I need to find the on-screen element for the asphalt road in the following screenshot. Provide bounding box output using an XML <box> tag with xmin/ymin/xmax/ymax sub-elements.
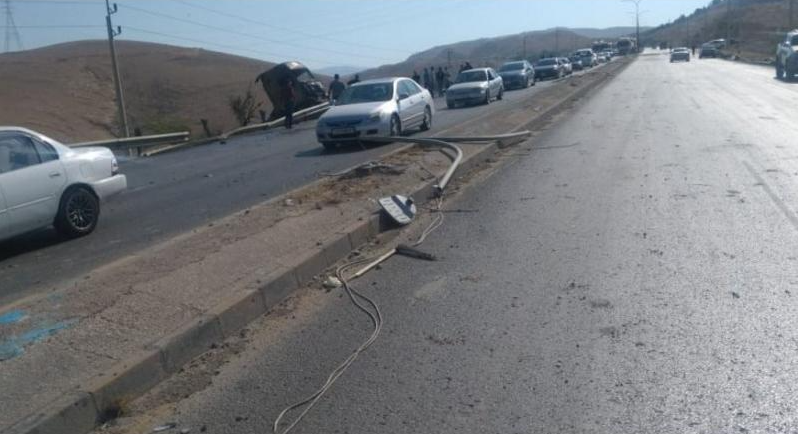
<box><xmin>115</xmin><ymin>53</ymin><xmax>798</xmax><ymax>433</ymax></box>
<box><xmin>0</xmin><ymin>71</ymin><xmax>588</xmax><ymax>306</ymax></box>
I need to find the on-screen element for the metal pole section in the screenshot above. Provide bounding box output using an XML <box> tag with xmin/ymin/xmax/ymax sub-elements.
<box><xmin>105</xmin><ymin>0</ymin><xmax>129</xmax><ymax>138</ymax></box>
<box><xmin>790</xmin><ymin>0</ymin><xmax>795</xmax><ymax>30</ymax></box>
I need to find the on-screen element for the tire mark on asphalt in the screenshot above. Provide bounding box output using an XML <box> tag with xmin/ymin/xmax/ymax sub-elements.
<box><xmin>743</xmin><ymin>160</ymin><xmax>798</xmax><ymax>231</ymax></box>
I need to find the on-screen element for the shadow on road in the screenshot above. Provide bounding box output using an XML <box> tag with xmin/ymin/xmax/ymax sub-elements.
<box><xmin>0</xmin><ymin>228</ymin><xmax>65</xmax><ymax>262</ymax></box>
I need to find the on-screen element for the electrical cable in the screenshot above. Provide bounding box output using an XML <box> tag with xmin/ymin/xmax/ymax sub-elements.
<box><xmin>173</xmin><ymin>0</ymin><xmax>407</xmax><ymax>54</ymax></box>
<box><xmin>119</xmin><ymin>2</ymin><xmax>395</xmax><ymax>62</ymax></box>
<box><xmin>272</xmin><ymin>195</ymin><xmax>447</xmax><ymax>434</ymax></box>
<box><xmin>122</xmin><ymin>26</ymin><xmax>338</xmax><ymax>67</ymax></box>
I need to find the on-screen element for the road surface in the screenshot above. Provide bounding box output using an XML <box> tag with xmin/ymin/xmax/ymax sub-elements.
<box><xmin>0</xmin><ymin>72</ymin><xmax>583</xmax><ymax>306</ymax></box>
<box><xmin>109</xmin><ymin>53</ymin><xmax>798</xmax><ymax>433</ymax></box>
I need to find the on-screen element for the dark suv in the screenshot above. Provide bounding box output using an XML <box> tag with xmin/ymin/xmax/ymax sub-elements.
<box><xmin>776</xmin><ymin>30</ymin><xmax>798</xmax><ymax>80</ymax></box>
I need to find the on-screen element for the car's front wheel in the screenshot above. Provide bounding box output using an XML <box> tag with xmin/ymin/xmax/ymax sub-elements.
<box><xmin>497</xmin><ymin>87</ymin><xmax>504</xmax><ymax>100</ymax></box>
<box><xmin>420</xmin><ymin>106</ymin><xmax>432</xmax><ymax>131</ymax></box>
<box><xmin>483</xmin><ymin>90</ymin><xmax>491</xmax><ymax>105</ymax></box>
<box><xmin>55</xmin><ymin>186</ymin><xmax>100</xmax><ymax>238</ymax></box>
<box><xmin>776</xmin><ymin>60</ymin><xmax>785</xmax><ymax>79</ymax></box>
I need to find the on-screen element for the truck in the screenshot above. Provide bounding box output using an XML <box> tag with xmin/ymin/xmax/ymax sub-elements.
<box><xmin>255</xmin><ymin>61</ymin><xmax>327</xmax><ymax>120</ymax></box>
<box><xmin>617</xmin><ymin>38</ymin><xmax>636</xmax><ymax>55</ymax></box>
<box><xmin>776</xmin><ymin>30</ymin><xmax>798</xmax><ymax>80</ymax></box>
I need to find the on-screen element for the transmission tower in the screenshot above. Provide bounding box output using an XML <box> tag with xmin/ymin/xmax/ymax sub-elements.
<box><xmin>3</xmin><ymin>0</ymin><xmax>23</xmax><ymax>52</ymax></box>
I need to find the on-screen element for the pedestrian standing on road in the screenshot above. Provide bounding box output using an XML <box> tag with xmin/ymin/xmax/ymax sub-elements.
<box><xmin>691</xmin><ymin>45</ymin><xmax>696</xmax><ymax>56</ymax></box>
<box><xmin>328</xmin><ymin>74</ymin><xmax>346</xmax><ymax>103</ymax></box>
<box><xmin>423</xmin><ymin>67</ymin><xmax>432</xmax><ymax>92</ymax></box>
<box><xmin>281</xmin><ymin>77</ymin><xmax>296</xmax><ymax>130</ymax></box>
<box><xmin>435</xmin><ymin>67</ymin><xmax>445</xmax><ymax>97</ymax></box>
<box><xmin>464</xmin><ymin>61</ymin><xmax>473</xmax><ymax>71</ymax></box>
<box><xmin>412</xmin><ymin>70</ymin><xmax>421</xmax><ymax>83</ymax></box>
<box><xmin>443</xmin><ymin>67</ymin><xmax>451</xmax><ymax>91</ymax></box>
<box><xmin>347</xmin><ymin>74</ymin><xmax>360</xmax><ymax>86</ymax></box>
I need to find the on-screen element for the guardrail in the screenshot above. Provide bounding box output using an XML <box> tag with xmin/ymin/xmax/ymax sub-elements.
<box><xmin>70</xmin><ymin>131</ymin><xmax>190</xmax><ymax>156</ymax></box>
<box><xmin>219</xmin><ymin>102</ymin><xmax>330</xmax><ymax>143</ymax></box>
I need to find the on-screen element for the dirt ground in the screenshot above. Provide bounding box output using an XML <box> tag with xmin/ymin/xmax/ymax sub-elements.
<box><xmin>0</xmin><ymin>40</ymin><xmax>276</xmax><ymax>142</ymax></box>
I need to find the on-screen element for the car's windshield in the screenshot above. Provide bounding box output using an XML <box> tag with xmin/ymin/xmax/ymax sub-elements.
<box><xmin>537</xmin><ymin>59</ymin><xmax>557</xmax><ymax>66</ymax></box>
<box><xmin>456</xmin><ymin>70</ymin><xmax>488</xmax><ymax>83</ymax></box>
<box><xmin>499</xmin><ymin>62</ymin><xmax>524</xmax><ymax>71</ymax></box>
<box><xmin>335</xmin><ymin>83</ymin><xmax>393</xmax><ymax>105</ymax></box>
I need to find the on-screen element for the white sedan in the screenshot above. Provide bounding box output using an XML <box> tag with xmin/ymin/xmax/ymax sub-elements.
<box><xmin>0</xmin><ymin>127</ymin><xmax>127</xmax><ymax>241</ymax></box>
<box><xmin>316</xmin><ymin>77</ymin><xmax>434</xmax><ymax>151</ymax></box>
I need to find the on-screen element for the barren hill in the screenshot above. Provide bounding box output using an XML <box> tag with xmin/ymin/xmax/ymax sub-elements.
<box><xmin>359</xmin><ymin>28</ymin><xmax>593</xmax><ymax>80</ymax></box>
<box><xmin>0</xmin><ymin>40</ymin><xmax>276</xmax><ymax>143</ymax></box>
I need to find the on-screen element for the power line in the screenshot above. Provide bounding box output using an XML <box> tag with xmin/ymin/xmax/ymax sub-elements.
<box><xmin>0</xmin><ymin>24</ymin><xmax>103</xmax><ymax>28</ymax></box>
<box><xmin>3</xmin><ymin>0</ymin><xmax>23</xmax><ymax>52</ymax></box>
<box><xmin>119</xmin><ymin>2</ymin><xmax>395</xmax><ymax>62</ymax></box>
<box><xmin>123</xmin><ymin>25</ymin><xmax>339</xmax><ymax>67</ymax></box>
<box><xmin>174</xmin><ymin>0</ymin><xmax>407</xmax><ymax>54</ymax></box>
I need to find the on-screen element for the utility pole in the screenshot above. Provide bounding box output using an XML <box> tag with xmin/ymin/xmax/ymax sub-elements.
<box><xmin>523</xmin><ymin>34</ymin><xmax>527</xmax><ymax>60</ymax></box>
<box><xmin>790</xmin><ymin>0</ymin><xmax>795</xmax><ymax>30</ymax></box>
<box><xmin>105</xmin><ymin>0</ymin><xmax>129</xmax><ymax>137</ymax></box>
<box><xmin>3</xmin><ymin>0</ymin><xmax>22</xmax><ymax>53</ymax></box>
<box><xmin>555</xmin><ymin>28</ymin><xmax>560</xmax><ymax>54</ymax></box>
<box><xmin>623</xmin><ymin>0</ymin><xmax>642</xmax><ymax>52</ymax></box>
<box><xmin>447</xmin><ymin>48</ymin><xmax>452</xmax><ymax>68</ymax></box>
<box><xmin>726</xmin><ymin>0</ymin><xmax>732</xmax><ymax>45</ymax></box>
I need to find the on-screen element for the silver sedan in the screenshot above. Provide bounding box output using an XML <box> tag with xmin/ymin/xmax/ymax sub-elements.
<box><xmin>316</xmin><ymin>77</ymin><xmax>434</xmax><ymax>151</ymax></box>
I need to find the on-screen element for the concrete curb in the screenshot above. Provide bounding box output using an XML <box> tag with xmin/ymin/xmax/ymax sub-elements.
<box><xmin>8</xmin><ymin>58</ymin><xmax>632</xmax><ymax>434</ymax></box>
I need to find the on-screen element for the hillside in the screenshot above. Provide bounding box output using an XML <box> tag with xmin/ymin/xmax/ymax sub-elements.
<box><xmin>643</xmin><ymin>0</ymin><xmax>791</xmax><ymax>62</ymax></box>
<box><xmin>359</xmin><ymin>28</ymin><xmax>593</xmax><ymax>80</ymax></box>
<box><xmin>0</xmin><ymin>40</ymin><xmax>276</xmax><ymax>142</ymax></box>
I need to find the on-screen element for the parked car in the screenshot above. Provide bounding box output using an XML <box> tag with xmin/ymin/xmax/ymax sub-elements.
<box><xmin>597</xmin><ymin>53</ymin><xmax>608</xmax><ymax>63</ymax></box>
<box><xmin>535</xmin><ymin>58</ymin><xmax>563</xmax><ymax>80</ymax></box>
<box><xmin>316</xmin><ymin>77</ymin><xmax>434</xmax><ymax>151</ymax></box>
<box><xmin>446</xmin><ymin>68</ymin><xmax>504</xmax><ymax>108</ymax></box>
<box><xmin>0</xmin><ymin>127</ymin><xmax>127</xmax><ymax>241</ymax></box>
<box><xmin>498</xmin><ymin>60</ymin><xmax>536</xmax><ymax>89</ymax></box>
<box><xmin>569</xmin><ymin>55</ymin><xmax>584</xmax><ymax>71</ymax></box>
<box><xmin>558</xmin><ymin>57</ymin><xmax>573</xmax><ymax>75</ymax></box>
<box><xmin>575</xmin><ymin>48</ymin><xmax>598</xmax><ymax>68</ymax></box>
<box><xmin>776</xmin><ymin>30</ymin><xmax>798</xmax><ymax>80</ymax></box>
<box><xmin>699</xmin><ymin>44</ymin><xmax>719</xmax><ymax>58</ymax></box>
<box><xmin>670</xmin><ymin>47</ymin><xmax>691</xmax><ymax>62</ymax></box>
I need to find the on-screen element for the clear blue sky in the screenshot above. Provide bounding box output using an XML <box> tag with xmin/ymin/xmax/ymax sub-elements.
<box><xmin>6</xmin><ymin>0</ymin><xmax>708</xmax><ymax>68</ymax></box>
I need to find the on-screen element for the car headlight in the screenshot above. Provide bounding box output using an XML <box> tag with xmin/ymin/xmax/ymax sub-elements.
<box><xmin>478</xmin><ymin>87</ymin><xmax>487</xmax><ymax>94</ymax></box>
<box><xmin>364</xmin><ymin>113</ymin><xmax>382</xmax><ymax>124</ymax></box>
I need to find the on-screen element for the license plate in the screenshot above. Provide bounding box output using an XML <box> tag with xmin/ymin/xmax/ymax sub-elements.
<box><xmin>331</xmin><ymin>127</ymin><xmax>356</xmax><ymax>136</ymax></box>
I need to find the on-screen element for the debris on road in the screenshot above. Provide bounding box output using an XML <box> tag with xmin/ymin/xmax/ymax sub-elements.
<box><xmin>339</xmin><ymin>161</ymin><xmax>407</xmax><ymax>179</ymax></box>
<box><xmin>322</xmin><ymin>276</ymin><xmax>342</xmax><ymax>290</ymax></box>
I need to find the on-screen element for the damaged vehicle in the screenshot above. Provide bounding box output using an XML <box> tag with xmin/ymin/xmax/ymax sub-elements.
<box><xmin>256</xmin><ymin>61</ymin><xmax>327</xmax><ymax>120</ymax></box>
<box><xmin>0</xmin><ymin>127</ymin><xmax>127</xmax><ymax>241</ymax></box>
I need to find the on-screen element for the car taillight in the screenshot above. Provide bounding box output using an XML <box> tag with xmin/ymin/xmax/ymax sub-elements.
<box><xmin>112</xmin><ymin>157</ymin><xmax>119</xmax><ymax>175</ymax></box>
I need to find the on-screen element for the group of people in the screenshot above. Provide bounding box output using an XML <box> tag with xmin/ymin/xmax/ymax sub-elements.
<box><xmin>411</xmin><ymin>61</ymin><xmax>474</xmax><ymax>98</ymax></box>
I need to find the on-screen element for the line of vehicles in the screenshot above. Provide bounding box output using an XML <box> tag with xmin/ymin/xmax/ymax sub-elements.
<box><xmin>317</xmin><ymin>47</ymin><xmax>620</xmax><ymax>151</ymax></box>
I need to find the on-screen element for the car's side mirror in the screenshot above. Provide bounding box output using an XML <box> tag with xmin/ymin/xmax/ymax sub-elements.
<box><xmin>398</xmin><ymin>92</ymin><xmax>410</xmax><ymax>100</ymax></box>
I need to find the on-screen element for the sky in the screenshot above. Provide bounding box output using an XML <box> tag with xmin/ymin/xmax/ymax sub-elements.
<box><xmin>4</xmin><ymin>0</ymin><xmax>709</xmax><ymax>69</ymax></box>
